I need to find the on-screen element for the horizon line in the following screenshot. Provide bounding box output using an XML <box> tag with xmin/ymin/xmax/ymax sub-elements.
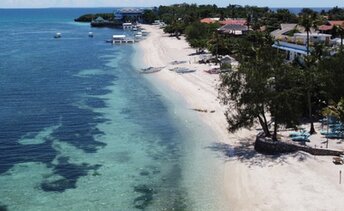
<box><xmin>0</xmin><ymin>5</ymin><xmax>342</xmax><ymax>10</ymax></box>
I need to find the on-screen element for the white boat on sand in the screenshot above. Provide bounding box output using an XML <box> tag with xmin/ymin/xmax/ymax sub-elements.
<box><xmin>140</xmin><ymin>66</ymin><xmax>165</xmax><ymax>74</ymax></box>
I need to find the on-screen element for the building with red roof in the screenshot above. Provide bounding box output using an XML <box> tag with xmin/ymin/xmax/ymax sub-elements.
<box><xmin>200</xmin><ymin>18</ymin><xmax>219</xmax><ymax>24</ymax></box>
<box><xmin>219</xmin><ymin>19</ymin><xmax>247</xmax><ymax>26</ymax></box>
<box><xmin>200</xmin><ymin>18</ymin><xmax>247</xmax><ymax>26</ymax></box>
<box><xmin>319</xmin><ymin>21</ymin><xmax>344</xmax><ymax>33</ymax></box>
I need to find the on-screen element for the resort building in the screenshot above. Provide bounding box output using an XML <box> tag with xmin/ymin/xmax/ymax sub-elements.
<box><xmin>114</xmin><ymin>8</ymin><xmax>144</xmax><ymax>22</ymax></box>
<box><xmin>218</xmin><ymin>24</ymin><xmax>248</xmax><ymax>35</ymax></box>
<box><xmin>271</xmin><ymin>23</ymin><xmax>333</xmax><ymax>61</ymax></box>
<box><xmin>272</xmin><ymin>41</ymin><xmax>308</xmax><ymax>61</ymax></box>
<box><xmin>272</xmin><ymin>33</ymin><xmax>332</xmax><ymax>62</ymax></box>
<box><xmin>200</xmin><ymin>18</ymin><xmax>248</xmax><ymax>36</ymax></box>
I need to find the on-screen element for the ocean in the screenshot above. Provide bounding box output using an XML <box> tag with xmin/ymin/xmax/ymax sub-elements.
<box><xmin>0</xmin><ymin>8</ymin><xmax>227</xmax><ymax>210</ymax></box>
<box><xmin>271</xmin><ymin>7</ymin><xmax>333</xmax><ymax>14</ymax></box>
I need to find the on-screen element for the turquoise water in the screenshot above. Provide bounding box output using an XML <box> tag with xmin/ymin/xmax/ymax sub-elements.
<box><xmin>0</xmin><ymin>9</ymin><xmax>227</xmax><ymax>210</ymax></box>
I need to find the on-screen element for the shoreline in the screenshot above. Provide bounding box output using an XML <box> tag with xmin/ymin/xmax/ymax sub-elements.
<box><xmin>135</xmin><ymin>24</ymin><xmax>344</xmax><ymax>210</ymax></box>
<box><xmin>134</xmin><ymin>24</ymin><xmax>256</xmax><ymax>209</ymax></box>
<box><xmin>133</xmin><ymin>26</ymin><xmax>233</xmax><ymax>210</ymax></box>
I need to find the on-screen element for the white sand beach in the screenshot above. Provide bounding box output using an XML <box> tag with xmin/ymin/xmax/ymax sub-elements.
<box><xmin>136</xmin><ymin>25</ymin><xmax>344</xmax><ymax>210</ymax></box>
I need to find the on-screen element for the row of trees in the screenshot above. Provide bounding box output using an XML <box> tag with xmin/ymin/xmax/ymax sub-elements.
<box><xmin>325</xmin><ymin>6</ymin><xmax>344</xmax><ymax>20</ymax></box>
<box><xmin>218</xmin><ymin>30</ymin><xmax>344</xmax><ymax>140</ymax></box>
<box><xmin>219</xmin><ymin>32</ymin><xmax>301</xmax><ymax>139</ymax></box>
<box><xmin>143</xmin><ymin>4</ymin><xmax>344</xmax><ymax>34</ymax></box>
<box><xmin>198</xmin><ymin>10</ymin><xmax>343</xmax><ymax>139</ymax></box>
<box><xmin>143</xmin><ymin>4</ymin><xmax>300</xmax><ymax>33</ymax></box>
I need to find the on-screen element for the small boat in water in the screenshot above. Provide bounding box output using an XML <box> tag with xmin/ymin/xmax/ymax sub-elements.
<box><xmin>54</xmin><ymin>32</ymin><xmax>61</xmax><ymax>38</ymax></box>
<box><xmin>88</xmin><ymin>32</ymin><xmax>94</xmax><ymax>37</ymax></box>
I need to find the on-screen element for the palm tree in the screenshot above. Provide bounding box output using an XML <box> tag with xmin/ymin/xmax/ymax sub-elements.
<box><xmin>298</xmin><ymin>12</ymin><xmax>322</xmax><ymax>134</ymax></box>
<box><xmin>298</xmin><ymin>12</ymin><xmax>321</xmax><ymax>55</ymax></box>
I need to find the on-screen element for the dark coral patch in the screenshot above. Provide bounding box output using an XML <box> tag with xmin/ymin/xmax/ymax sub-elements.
<box><xmin>40</xmin><ymin>156</ymin><xmax>101</xmax><ymax>192</ymax></box>
<box><xmin>0</xmin><ymin>203</ymin><xmax>8</xmax><ymax>211</ymax></box>
<box><xmin>133</xmin><ymin>185</ymin><xmax>155</xmax><ymax>209</ymax></box>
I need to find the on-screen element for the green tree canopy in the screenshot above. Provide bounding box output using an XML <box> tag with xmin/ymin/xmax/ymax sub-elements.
<box><xmin>219</xmin><ymin>32</ymin><xmax>303</xmax><ymax>140</ymax></box>
<box><xmin>185</xmin><ymin>22</ymin><xmax>220</xmax><ymax>49</ymax></box>
<box><xmin>142</xmin><ymin>9</ymin><xmax>158</xmax><ymax>24</ymax></box>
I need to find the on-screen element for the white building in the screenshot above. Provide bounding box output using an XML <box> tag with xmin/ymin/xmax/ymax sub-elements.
<box><xmin>272</xmin><ymin>33</ymin><xmax>332</xmax><ymax>61</ymax></box>
<box><xmin>272</xmin><ymin>41</ymin><xmax>308</xmax><ymax>61</ymax></box>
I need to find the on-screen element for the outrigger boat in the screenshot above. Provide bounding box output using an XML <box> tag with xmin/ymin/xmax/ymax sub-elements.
<box><xmin>140</xmin><ymin>66</ymin><xmax>165</xmax><ymax>74</ymax></box>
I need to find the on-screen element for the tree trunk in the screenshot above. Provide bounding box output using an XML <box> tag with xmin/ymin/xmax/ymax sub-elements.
<box><xmin>258</xmin><ymin>115</ymin><xmax>271</xmax><ymax>137</ymax></box>
<box><xmin>262</xmin><ymin>112</ymin><xmax>270</xmax><ymax>136</ymax></box>
<box><xmin>307</xmin><ymin>89</ymin><xmax>316</xmax><ymax>134</ymax></box>
<box><xmin>272</xmin><ymin>118</ymin><xmax>278</xmax><ymax>141</ymax></box>
<box><xmin>306</xmin><ymin>30</ymin><xmax>316</xmax><ymax>134</ymax></box>
<box><xmin>306</xmin><ymin>30</ymin><xmax>310</xmax><ymax>56</ymax></box>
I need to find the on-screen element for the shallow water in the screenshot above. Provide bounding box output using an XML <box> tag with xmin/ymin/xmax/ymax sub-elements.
<box><xmin>0</xmin><ymin>8</ymin><xmax>228</xmax><ymax>210</ymax></box>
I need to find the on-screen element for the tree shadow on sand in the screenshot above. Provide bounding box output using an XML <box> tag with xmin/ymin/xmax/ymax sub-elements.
<box><xmin>207</xmin><ymin>138</ymin><xmax>311</xmax><ymax>168</ymax></box>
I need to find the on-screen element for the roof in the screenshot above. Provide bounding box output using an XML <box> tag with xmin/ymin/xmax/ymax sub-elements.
<box><xmin>200</xmin><ymin>18</ymin><xmax>246</xmax><ymax>25</ymax></box>
<box><xmin>272</xmin><ymin>43</ymin><xmax>308</xmax><ymax>55</ymax></box>
<box><xmin>95</xmin><ymin>16</ymin><xmax>105</xmax><ymax>22</ymax></box>
<box><xmin>218</xmin><ymin>24</ymin><xmax>248</xmax><ymax>32</ymax></box>
<box><xmin>200</xmin><ymin>18</ymin><xmax>219</xmax><ymax>24</ymax></box>
<box><xmin>270</xmin><ymin>23</ymin><xmax>316</xmax><ymax>38</ymax></box>
<box><xmin>113</xmin><ymin>35</ymin><xmax>126</xmax><ymax>39</ymax></box>
<box><xmin>319</xmin><ymin>20</ymin><xmax>344</xmax><ymax>31</ymax></box>
<box><xmin>270</xmin><ymin>24</ymin><xmax>298</xmax><ymax>37</ymax></box>
<box><xmin>219</xmin><ymin>19</ymin><xmax>246</xmax><ymax>26</ymax></box>
<box><xmin>319</xmin><ymin>25</ymin><xmax>333</xmax><ymax>31</ymax></box>
<box><xmin>329</xmin><ymin>20</ymin><xmax>344</xmax><ymax>26</ymax></box>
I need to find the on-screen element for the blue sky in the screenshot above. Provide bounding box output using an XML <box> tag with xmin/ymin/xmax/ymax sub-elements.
<box><xmin>1</xmin><ymin>0</ymin><xmax>343</xmax><ymax>8</ymax></box>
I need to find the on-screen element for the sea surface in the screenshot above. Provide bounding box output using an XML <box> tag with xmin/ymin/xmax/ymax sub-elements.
<box><xmin>0</xmin><ymin>8</ymin><xmax>227</xmax><ymax>210</ymax></box>
<box><xmin>271</xmin><ymin>7</ymin><xmax>333</xmax><ymax>14</ymax></box>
